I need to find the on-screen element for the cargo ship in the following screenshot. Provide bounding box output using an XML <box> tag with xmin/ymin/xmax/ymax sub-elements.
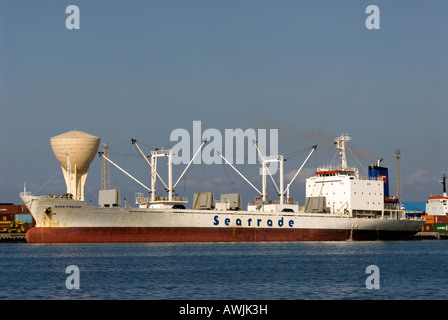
<box><xmin>426</xmin><ymin>172</ymin><xmax>448</xmax><ymax>216</ymax></box>
<box><xmin>420</xmin><ymin>172</ymin><xmax>448</xmax><ymax>236</ymax></box>
<box><xmin>20</xmin><ymin>131</ymin><xmax>424</xmax><ymax>243</ymax></box>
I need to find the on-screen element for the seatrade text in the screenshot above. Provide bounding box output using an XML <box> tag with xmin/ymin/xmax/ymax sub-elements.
<box><xmin>179</xmin><ymin>304</ymin><xmax>268</xmax><ymax>317</ymax></box>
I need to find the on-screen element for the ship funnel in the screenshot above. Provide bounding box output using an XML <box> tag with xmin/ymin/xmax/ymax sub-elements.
<box><xmin>368</xmin><ymin>162</ymin><xmax>390</xmax><ymax>198</ymax></box>
<box><xmin>50</xmin><ymin>130</ymin><xmax>100</xmax><ymax>200</ymax></box>
<box><xmin>440</xmin><ymin>172</ymin><xmax>447</xmax><ymax>196</ymax></box>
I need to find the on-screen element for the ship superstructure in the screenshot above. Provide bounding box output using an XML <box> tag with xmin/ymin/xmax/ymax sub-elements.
<box><xmin>426</xmin><ymin>172</ymin><xmax>448</xmax><ymax>215</ymax></box>
<box><xmin>305</xmin><ymin>134</ymin><xmax>399</xmax><ymax>220</ymax></box>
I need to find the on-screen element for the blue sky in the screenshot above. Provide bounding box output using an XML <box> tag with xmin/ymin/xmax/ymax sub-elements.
<box><xmin>1</xmin><ymin>0</ymin><xmax>447</xmax><ymax>205</ymax></box>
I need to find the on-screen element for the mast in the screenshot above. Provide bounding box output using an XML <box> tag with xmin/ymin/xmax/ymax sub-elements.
<box><xmin>279</xmin><ymin>155</ymin><xmax>284</xmax><ymax>204</ymax></box>
<box><xmin>132</xmin><ymin>139</ymin><xmax>169</xmax><ymax>194</ymax></box>
<box><xmin>150</xmin><ymin>149</ymin><xmax>173</xmax><ymax>200</ymax></box>
<box><xmin>253</xmin><ymin>141</ymin><xmax>282</xmax><ymax>203</ymax></box>
<box><xmin>395</xmin><ymin>150</ymin><xmax>401</xmax><ymax>201</ymax></box>
<box><xmin>101</xmin><ymin>143</ymin><xmax>110</xmax><ymax>190</ymax></box>
<box><xmin>262</xmin><ymin>159</ymin><xmax>266</xmax><ymax>202</ymax></box>
<box><xmin>168</xmin><ymin>150</ymin><xmax>173</xmax><ymax>201</ymax></box>
<box><xmin>133</xmin><ymin>139</ymin><xmax>205</xmax><ymax>202</ymax></box>
<box><xmin>334</xmin><ymin>134</ymin><xmax>351</xmax><ymax>169</ymax></box>
<box><xmin>151</xmin><ymin>150</ymin><xmax>158</xmax><ymax>201</ymax></box>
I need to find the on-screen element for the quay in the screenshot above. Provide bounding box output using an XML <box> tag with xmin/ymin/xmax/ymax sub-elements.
<box><xmin>411</xmin><ymin>232</ymin><xmax>448</xmax><ymax>240</ymax></box>
<box><xmin>0</xmin><ymin>232</ymin><xmax>446</xmax><ymax>243</ymax></box>
<box><xmin>0</xmin><ymin>233</ymin><xmax>26</xmax><ymax>243</ymax></box>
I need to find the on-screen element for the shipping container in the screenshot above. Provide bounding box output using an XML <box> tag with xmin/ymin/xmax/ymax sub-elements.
<box><xmin>15</xmin><ymin>214</ymin><xmax>33</xmax><ymax>224</ymax></box>
<box><xmin>435</xmin><ymin>215</ymin><xmax>448</xmax><ymax>224</ymax></box>
<box><xmin>0</xmin><ymin>213</ymin><xmax>15</xmax><ymax>222</ymax></box>
<box><xmin>423</xmin><ymin>223</ymin><xmax>434</xmax><ymax>232</ymax></box>
<box><xmin>0</xmin><ymin>204</ymin><xmax>29</xmax><ymax>214</ymax></box>
<box><xmin>434</xmin><ymin>224</ymin><xmax>448</xmax><ymax>233</ymax></box>
<box><xmin>0</xmin><ymin>203</ymin><xmax>14</xmax><ymax>209</ymax></box>
<box><xmin>422</xmin><ymin>215</ymin><xmax>435</xmax><ymax>224</ymax></box>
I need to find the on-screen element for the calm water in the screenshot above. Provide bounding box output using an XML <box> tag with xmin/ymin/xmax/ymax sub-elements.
<box><xmin>0</xmin><ymin>241</ymin><xmax>447</xmax><ymax>300</ymax></box>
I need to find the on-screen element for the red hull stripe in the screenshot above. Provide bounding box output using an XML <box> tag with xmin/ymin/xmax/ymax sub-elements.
<box><xmin>26</xmin><ymin>227</ymin><xmax>416</xmax><ymax>243</ymax></box>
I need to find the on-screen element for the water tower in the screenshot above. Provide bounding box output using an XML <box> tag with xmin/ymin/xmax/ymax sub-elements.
<box><xmin>50</xmin><ymin>130</ymin><xmax>100</xmax><ymax>200</ymax></box>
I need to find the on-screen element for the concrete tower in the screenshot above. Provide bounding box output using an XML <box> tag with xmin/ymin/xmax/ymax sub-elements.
<box><xmin>50</xmin><ymin>130</ymin><xmax>100</xmax><ymax>200</ymax></box>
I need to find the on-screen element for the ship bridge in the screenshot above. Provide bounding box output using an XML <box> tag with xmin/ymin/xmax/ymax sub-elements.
<box><xmin>315</xmin><ymin>165</ymin><xmax>359</xmax><ymax>178</ymax></box>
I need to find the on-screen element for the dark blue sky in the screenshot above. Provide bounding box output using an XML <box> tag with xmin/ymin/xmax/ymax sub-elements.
<box><xmin>1</xmin><ymin>0</ymin><xmax>447</xmax><ymax>205</ymax></box>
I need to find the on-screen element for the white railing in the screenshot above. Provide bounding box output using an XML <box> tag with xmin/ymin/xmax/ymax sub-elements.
<box><xmin>316</xmin><ymin>165</ymin><xmax>358</xmax><ymax>173</ymax></box>
<box><xmin>135</xmin><ymin>192</ymin><xmax>187</xmax><ymax>204</ymax></box>
<box><xmin>248</xmin><ymin>200</ymin><xmax>299</xmax><ymax>206</ymax></box>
